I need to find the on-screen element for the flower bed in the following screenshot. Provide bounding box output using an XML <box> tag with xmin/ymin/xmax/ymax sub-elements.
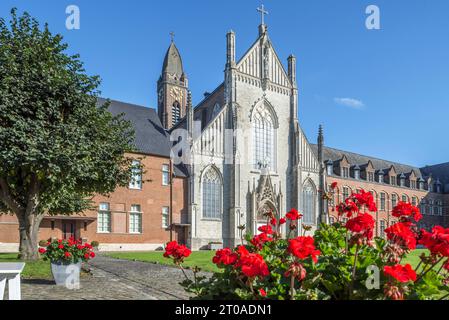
<box><xmin>165</xmin><ymin>184</ymin><xmax>449</xmax><ymax>300</ymax></box>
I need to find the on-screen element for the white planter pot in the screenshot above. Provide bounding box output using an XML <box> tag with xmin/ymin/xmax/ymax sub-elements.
<box><xmin>51</xmin><ymin>261</ymin><xmax>81</xmax><ymax>289</ymax></box>
<box><xmin>209</xmin><ymin>243</ymin><xmax>223</xmax><ymax>250</ymax></box>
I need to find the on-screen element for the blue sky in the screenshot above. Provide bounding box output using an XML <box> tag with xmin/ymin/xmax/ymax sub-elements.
<box><xmin>1</xmin><ymin>0</ymin><xmax>448</xmax><ymax>167</ymax></box>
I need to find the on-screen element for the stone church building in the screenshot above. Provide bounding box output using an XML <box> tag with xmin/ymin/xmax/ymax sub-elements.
<box><xmin>0</xmin><ymin>19</ymin><xmax>447</xmax><ymax>252</ymax></box>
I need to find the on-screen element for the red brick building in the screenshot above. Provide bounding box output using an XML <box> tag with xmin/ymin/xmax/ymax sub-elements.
<box><xmin>313</xmin><ymin>145</ymin><xmax>449</xmax><ymax>237</ymax></box>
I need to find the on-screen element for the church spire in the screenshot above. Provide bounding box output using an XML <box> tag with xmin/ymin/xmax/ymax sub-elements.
<box><xmin>157</xmin><ymin>34</ymin><xmax>189</xmax><ymax>129</ymax></box>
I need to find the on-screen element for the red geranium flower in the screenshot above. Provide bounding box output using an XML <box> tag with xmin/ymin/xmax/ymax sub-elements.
<box><xmin>419</xmin><ymin>226</ymin><xmax>449</xmax><ymax>257</ymax></box>
<box><xmin>251</xmin><ymin>232</ymin><xmax>273</xmax><ymax>250</ymax></box>
<box><xmin>330</xmin><ymin>182</ymin><xmax>338</xmax><ymax>190</ymax></box>
<box><xmin>385</xmin><ymin>222</ymin><xmax>417</xmax><ymax>250</ymax></box>
<box><xmin>258</xmin><ymin>225</ymin><xmax>274</xmax><ymax>235</ymax></box>
<box><xmin>392</xmin><ymin>202</ymin><xmax>422</xmax><ymax>222</ymax></box>
<box><xmin>38</xmin><ymin>248</ymin><xmax>46</xmax><ymax>254</ymax></box>
<box><xmin>270</xmin><ymin>217</ymin><xmax>277</xmax><ymax>226</ymax></box>
<box><xmin>345</xmin><ymin>213</ymin><xmax>375</xmax><ymax>240</ymax></box>
<box><xmin>212</xmin><ymin>248</ymin><xmax>238</xmax><ymax>266</ymax></box>
<box><xmin>90</xmin><ymin>252</ymin><xmax>96</xmax><ymax>258</ymax></box>
<box><xmin>383</xmin><ymin>264</ymin><xmax>417</xmax><ymax>283</ymax></box>
<box><xmin>279</xmin><ymin>218</ymin><xmax>286</xmax><ymax>225</ymax></box>
<box><xmin>64</xmin><ymin>252</ymin><xmax>71</xmax><ymax>258</ymax></box>
<box><xmin>234</xmin><ymin>246</ymin><xmax>270</xmax><ymax>278</ymax></box>
<box><xmin>288</xmin><ymin>236</ymin><xmax>320</xmax><ymax>263</ymax></box>
<box><xmin>84</xmin><ymin>253</ymin><xmax>90</xmax><ymax>259</ymax></box>
<box><xmin>286</xmin><ymin>209</ymin><xmax>303</xmax><ymax>221</ymax></box>
<box><xmin>259</xmin><ymin>288</ymin><xmax>267</xmax><ymax>297</ymax></box>
<box><xmin>163</xmin><ymin>241</ymin><xmax>192</xmax><ymax>262</ymax></box>
<box><xmin>58</xmin><ymin>244</ymin><xmax>64</xmax><ymax>249</ymax></box>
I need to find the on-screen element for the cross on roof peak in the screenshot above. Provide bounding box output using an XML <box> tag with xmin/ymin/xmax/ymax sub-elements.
<box><xmin>257</xmin><ymin>4</ymin><xmax>269</xmax><ymax>25</ymax></box>
<box><xmin>169</xmin><ymin>31</ymin><xmax>175</xmax><ymax>43</ymax></box>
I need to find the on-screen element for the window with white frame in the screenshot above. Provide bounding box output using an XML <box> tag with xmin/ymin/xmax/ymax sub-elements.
<box><xmin>342</xmin><ymin>167</ymin><xmax>349</xmax><ymax>178</ymax></box>
<box><xmin>302</xmin><ymin>181</ymin><xmax>316</xmax><ymax>224</ymax></box>
<box><xmin>162</xmin><ymin>206</ymin><xmax>169</xmax><ymax>228</ymax></box>
<box><xmin>392</xmin><ymin>194</ymin><xmax>397</xmax><ymax>208</ymax></box>
<box><xmin>98</xmin><ymin>203</ymin><xmax>111</xmax><ymax>233</ymax></box>
<box><xmin>202</xmin><ymin>167</ymin><xmax>222</xmax><ymax>219</ymax></box>
<box><xmin>380</xmin><ymin>193</ymin><xmax>386</xmax><ymax>211</ymax></box>
<box><xmin>368</xmin><ymin>172</ymin><xmax>374</xmax><ymax>182</ymax></box>
<box><xmin>129</xmin><ymin>160</ymin><xmax>142</xmax><ymax>189</ymax></box>
<box><xmin>253</xmin><ymin>105</ymin><xmax>276</xmax><ymax>170</ymax></box>
<box><xmin>342</xmin><ymin>187</ymin><xmax>349</xmax><ymax>201</ymax></box>
<box><xmin>391</xmin><ymin>176</ymin><xmax>397</xmax><ymax>186</ymax></box>
<box><xmin>380</xmin><ymin>220</ymin><xmax>386</xmax><ymax>238</ymax></box>
<box><xmin>162</xmin><ymin>164</ymin><xmax>170</xmax><ymax>186</ymax></box>
<box><xmin>129</xmin><ymin>204</ymin><xmax>142</xmax><ymax>234</ymax></box>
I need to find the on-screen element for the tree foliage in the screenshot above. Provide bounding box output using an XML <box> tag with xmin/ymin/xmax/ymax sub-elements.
<box><xmin>0</xmin><ymin>8</ymin><xmax>136</xmax><ymax>259</ymax></box>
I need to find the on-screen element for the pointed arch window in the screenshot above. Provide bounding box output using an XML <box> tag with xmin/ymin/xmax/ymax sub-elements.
<box><xmin>253</xmin><ymin>104</ymin><xmax>276</xmax><ymax>170</ymax></box>
<box><xmin>302</xmin><ymin>181</ymin><xmax>316</xmax><ymax>224</ymax></box>
<box><xmin>202</xmin><ymin>167</ymin><xmax>222</xmax><ymax>219</ymax></box>
<box><xmin>172</xmin><ymin>101</ymin><xmax>181</xmax><ymax>125</ymax></box>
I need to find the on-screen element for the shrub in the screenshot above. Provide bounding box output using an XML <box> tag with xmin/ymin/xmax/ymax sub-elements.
<box><xmin>90</xmin><ymin>241</ymin><xmax>100</xmax><ymax>248</ymax></box>
<box><xmin>165</xmin><ymin>186</ymin><xmax>449</xmax><ymax>300</ymax></box>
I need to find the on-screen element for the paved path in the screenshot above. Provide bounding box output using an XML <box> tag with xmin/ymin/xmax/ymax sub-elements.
<box><xmin>17</xmin><ymin>255</ymin><xmax>201</xmax><ymax>300</ymax></box>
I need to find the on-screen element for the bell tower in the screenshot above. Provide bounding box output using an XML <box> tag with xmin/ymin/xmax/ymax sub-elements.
<box><xmin>157</xmin><ymin>34</ymin><xmax>188</xmax><ymax>129</ymax></box>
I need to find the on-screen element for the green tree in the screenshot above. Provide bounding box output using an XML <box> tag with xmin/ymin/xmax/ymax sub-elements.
<box><xmin>0</xmin><ymin>9</ymin><xmax>136</xmax><ymax>260</ymax></box>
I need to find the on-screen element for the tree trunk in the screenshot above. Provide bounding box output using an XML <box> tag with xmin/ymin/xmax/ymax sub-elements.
<box><xmin>17</xmin><ymin>212</ymin><xmax>44</xmax><ymax>261</ymax></box>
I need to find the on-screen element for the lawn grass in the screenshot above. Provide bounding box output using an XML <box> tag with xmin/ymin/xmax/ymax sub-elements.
<box><xmin>106</xmin><ymin>249</ymin><xmax>442</xmax><ymax>275</ymax></box>
<box><xmin>0</xmin><ymin>253</ymin><xmax>52</xmax><ymax>279</ymax></box>
<box><xmin>105</xmin><ymin>251</ymin><xmax>221</xmax><ymax>273</ymax></box>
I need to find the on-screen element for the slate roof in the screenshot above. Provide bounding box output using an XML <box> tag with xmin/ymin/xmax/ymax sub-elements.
<box><xmin>162</xmin><ymin>42</ymin><xmax>184</xmax><ymax>77</ymax></box>
<box><xmin>421</xmin><ymin>162</ymin><xmax>449</xmax><ymax>185</ymax></box>
<box><xmin>310</xmin><ymin>144</ymin><xmax>423</xmax><ymax>178</ymax></box>
<box><xmin>97</xmin><ymin>98</ymin><xmax>187</xmax><ymax>178</ymax></box>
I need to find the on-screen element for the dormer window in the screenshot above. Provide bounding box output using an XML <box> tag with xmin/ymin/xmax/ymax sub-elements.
<box><xmin>391</xmin><ymin>176</ymin><xmax>397</xmax><ymax>186</ymax></box>
<box><xmin>429</xmin><ymin>184</ymin><xmax>434</xmax><ymax>193</ymax></box>
<box><xmin>368</xmin><ymin>172</ymin><xmax>374</xmax><ymax>182</ymax></box>
<box><xmin>419</xmin><ymin>179</ymin><xmax>425</xmax><ymax>190</ymax></box>
<box><xmin>399</xmin><ymin>174</ymin><xmax>406</xmax><ymax>187</ymax></box>
<box><xmin>326</xmin><ymin>160</ymin><xmax>334</xmax><ymax>176</ymax></box>
<box><xmin>353</xmin><ymin>165</ymin><xmax>360</xmax><ymax>180</ymax></box>
<box><xmin>410</xmin><ymin>180</ymin><xmax>416</xmax><ymax>189</ymax></box>
<box><xmin>342</xmin><ymin>167</ymin><xmax>349</xmax><ymax>178</ymax></box>
<box><xmin>378</xmin><ymin>172</ymin><xmax>384</xmax><ymax>184</ymax></box>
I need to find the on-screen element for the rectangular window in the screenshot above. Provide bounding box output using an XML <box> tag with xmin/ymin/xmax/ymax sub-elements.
<box><xmin>162</xmin><ymin>164</ymin><xmax>170</xmax><ymax>186</ymax></box>
<box><xmin>380</xmin><ymin>193</ymin><xmax>386</xmax><ymax>211</ymax></box>
<box><xmin>411</xmin><ymin>180</ymin><xmax>416</xmax><ymax>189</ymax></box>
<box><xmin>162</xmin><ymin>206</ymin><xmax>169</xmax><ymax>228</ymax></box>
<box><xmin>343</xmin><ymin>187</ymin><xmax>349</xmax><ymax>201</ymax></box>
<box><xmin>412</xmin><ymin>197</ymin><xmax>417</xmax><ymax>206</ymax></box>
<box><xmin>129</xmin><ymin>205</ymin><xmax>142</xmax><ymax>234</ymax></box>
<box><xmin>380</xmin><ymin>220</ymin><xmax>386</xmax><ymax>238</ymax></box>
<box><xmin>342</xmin><ymin>167</ymin><xmax>349</xmax><ymax>178</ymax></box>
<box><xmin>368</xmin><ymin>172</ymin><xmax>374</xmax><ymax>182</ymax></box>
<box><xmin>402</xmin><ymin>195</ymin><xmax>407</xmax><ymax>202</ymax></box>
<box><xmin>129</xmin><ymin>160</ymin><xmax>142</xmax><ymax>190</ymax></box>
<box><xmin>379</xmin><ymin>175</ymin><xmax>384</xmax><ymax>183</ymax></box>
<box><xmin>392</xmin><ymin>194</ymin><xmax>397</xmax><ymax>208</ymax></box>
<box><xmin>98</xmin><ymin>203</ymin><xmax>111</xmax><ymax>233</ymax></box>
<box><xmin>391</xmin><ymin>176</ymin><xmax>396</xmax><ymax>186</ymax></box>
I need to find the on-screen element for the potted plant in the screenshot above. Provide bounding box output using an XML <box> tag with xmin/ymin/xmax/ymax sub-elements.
<box><xmin>39</xmin><ymin>238</ymin><xmax>96</xmax><ymax>288</ymax></box>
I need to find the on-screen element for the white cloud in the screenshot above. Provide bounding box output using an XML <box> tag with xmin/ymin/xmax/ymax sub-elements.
<box><xmin>333</xmin><ymin>97</ymin><xmax>365</xmax><ymax>110</ymax></box>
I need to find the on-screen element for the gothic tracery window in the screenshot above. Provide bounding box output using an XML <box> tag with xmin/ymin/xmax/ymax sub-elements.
<box><xmin>202</xmin><ymin>167</ymin><xmax>222</xmax><ymax>219</ymax></box>
<box><xmin>302</xmin><ymin>181</ymin><xmax>316</xmax><ymax>224</ymax></box>
<box><xmin>253</xmin><ymin>104</ymin><xmax>276</xmax><ymax>170</ymax></box>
